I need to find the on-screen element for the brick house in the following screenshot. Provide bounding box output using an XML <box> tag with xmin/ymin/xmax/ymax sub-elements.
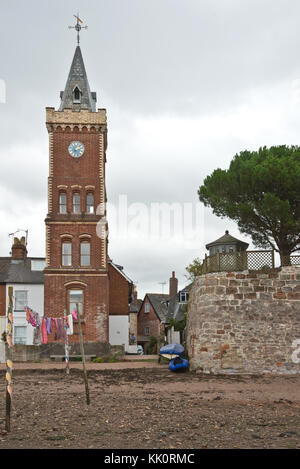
<box><xmin>137</xmin><ymin>272</ymin><xmax>192</xmax><ymax>352</ymax></box>
<box><xmin>137</xmin><ymin>293</ymin><xmax>169</xmax><ymax>353</ymax></box>
<box><xmin>0</xmin><ymin>237</ymin><xmax>45</xmax><ymax>351</ymax></box>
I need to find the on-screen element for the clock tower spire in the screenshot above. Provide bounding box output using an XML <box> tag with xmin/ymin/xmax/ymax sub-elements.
<box><xmin>44</xmin><ymin>40</ymin><xmax>109</xmax><ymax>354</ymax></box>
<box><xmin>59</xmin><ymin>45</ymin><xmax>97</xmax><ymax>112</ymax></box>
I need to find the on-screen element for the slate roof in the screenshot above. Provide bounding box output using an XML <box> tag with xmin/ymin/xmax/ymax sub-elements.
<box><xmin>59</xmin><ymin>46</ymin><xmax>97</xmax><ymax>112</ymax></box>
<box><xmin>205</xmin><ymin>231</ymin><xmax>249</xmax><ymax>250</ymax></box>
<box><xmin>144</xmin><ymin>293</ymin><xmax>169</xmax><ymax>322</ymax></box>
<box><xmin>0</xmin><ymin>258</ymin><xmax>44</xmax><ymax>284</ymax></box>
<box><xmin>167</xmin><ymin>284</ymin><xmax>193</xmax><ymax>323</ymax></box>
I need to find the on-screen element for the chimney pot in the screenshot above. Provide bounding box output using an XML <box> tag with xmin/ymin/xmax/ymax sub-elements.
<box><xmin>11</xmin><ymin>237</ymin><xmax>27</xmax><ymax>260</ymax></box>
<box><xmin>169</xmin><ymin>271</ymin><xmax>178</xmax><ymax>297</ymax></box>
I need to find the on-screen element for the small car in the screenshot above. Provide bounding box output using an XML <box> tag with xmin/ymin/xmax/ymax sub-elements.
<box><xmin>137</xmin><ymin>345</ymin><xmax>144</xmax><ymax>355</ymax></box>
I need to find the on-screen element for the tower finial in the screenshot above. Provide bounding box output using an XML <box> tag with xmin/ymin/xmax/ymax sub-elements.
<box><xmin>68</xmin><ymin>13</ymin><xmax>88</xmax><ymax>45</ymax></box>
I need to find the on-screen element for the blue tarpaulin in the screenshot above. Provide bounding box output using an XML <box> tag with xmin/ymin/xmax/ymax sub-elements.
<box><xmin>159</xmin><ymin>343</ymin><xmax>184</xmax><ymax>355</ymax></box>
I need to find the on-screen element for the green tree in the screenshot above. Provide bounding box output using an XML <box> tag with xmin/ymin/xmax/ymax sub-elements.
<box><xmin>185</xmin><ymin>257</ymin><xmax>203</xmax><ymax>281</ymax></box>
<box><xmin>198</xmin><ymin>145</ymin><xmax>300</xmax><ymax>264</ymax></box>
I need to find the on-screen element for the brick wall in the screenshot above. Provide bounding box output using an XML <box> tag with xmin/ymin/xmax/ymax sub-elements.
<box><xmin>138</xmin><ymin>298</ymin><xmax>160</xmax><ymax>340</ymax></box>
<box><xmin>44</xmin><ymin>273</ymin><xmax>109</xmax><ymax>343</ymax></box>
<box><xmin>187</xmin><ymin>266</ymin><xmax>300</xmax><ymax>374</ymax></box>
<box><xmin>44</xmin><ymin>109</ymin><xmax>109</xmax><ymax>346</ymax></box>
<box><xmin>108</xmin><ymin>263</ymin><xmax>130</xmax><ymax>315</ymax></box>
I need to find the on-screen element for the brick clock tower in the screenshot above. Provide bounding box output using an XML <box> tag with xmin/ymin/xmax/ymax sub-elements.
<box><xmin>44</xmin><ymin>45</ymin><xmax>109</xmax><ymax>352</ymax></box>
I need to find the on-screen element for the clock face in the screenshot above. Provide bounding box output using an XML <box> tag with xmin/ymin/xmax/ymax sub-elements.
<box><xmin>68</xmin><ymin>141</ymin><xmax>85</xmax><ymax>158</ymax></box>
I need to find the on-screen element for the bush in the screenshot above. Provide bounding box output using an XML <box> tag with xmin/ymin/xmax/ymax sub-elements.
<box><xmin>92</xmin><ymin>357</ymin><xmax>105</xmax><ymax>363</ymax></box>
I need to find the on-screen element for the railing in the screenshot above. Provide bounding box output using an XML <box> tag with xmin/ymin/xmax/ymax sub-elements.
<box><xmin>202</xmin><ymin>250</ymin><xmax>275</xmax><ymax>273</ymax></box>
<box><xmin>202</xmin><ymin>250</ymin><xmax>300</xmax><ymax>273</ymax></box>
<box><xmin>290</xmin><ymin>255</ymin><xmax>300</xmax><ymax>265</ymax></box>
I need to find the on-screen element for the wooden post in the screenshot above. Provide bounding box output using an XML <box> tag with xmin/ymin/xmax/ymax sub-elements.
<box><xmin>76</xmin><ymin>303</ymin><xmax>90</xmax><ymax>405</ymax></box>
<box><xmin>216</xmin><ymin>252</ymin><xmax>220</xmax><ymax>272</ymax></box>
<box><xmin>64</xmin><ymin>310</ymin><xmax>70</xmax><ymax>376</ymax></box>
<box><xmin>5</xmin><ymin>287</ymin><xmax>14</xmax><ymax>432</ymax></box>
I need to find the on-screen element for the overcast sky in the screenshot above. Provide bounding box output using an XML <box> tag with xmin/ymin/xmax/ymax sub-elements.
<box><xmin>1</xmin><ymin>0</ymin><xmax>300</xmax><ymax>298</ymax></box>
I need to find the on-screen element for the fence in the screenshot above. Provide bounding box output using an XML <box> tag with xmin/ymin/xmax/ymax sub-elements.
<box><xmin>202</xmin><ymin>250</ymin><xmax>275</xmax><ymax>273</ymax></box>
<box><xmin>202</xmin><ymin>250</ymin><xmax>300</xmax><ymax>273</ymax></box>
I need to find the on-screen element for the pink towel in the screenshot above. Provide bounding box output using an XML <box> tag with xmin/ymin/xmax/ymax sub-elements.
<box><xmin>72</xmin><ymin>310</ymin><xmax>78</xmax><ymax>321</ymax></box>
<box><xmin>41</xmin><ymin>317</ymin><xmax>48</xmax><ymax>344</ymax></box>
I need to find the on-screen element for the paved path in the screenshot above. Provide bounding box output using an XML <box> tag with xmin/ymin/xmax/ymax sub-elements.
<box><xmin>0</xmin><ymin>355</ymin><xmax>161</xmax><ymax>371</ymax></box>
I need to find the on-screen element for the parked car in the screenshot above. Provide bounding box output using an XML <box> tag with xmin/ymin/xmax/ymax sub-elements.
<box><xmin>137</xmin><ymin>345</ymin><xmax>144</xmax><ymax>355</ymax></box>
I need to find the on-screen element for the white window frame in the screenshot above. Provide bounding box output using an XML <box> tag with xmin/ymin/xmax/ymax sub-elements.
<box><xmin>179</xmin><ymin>292</ymin><xmax>189</xmax><ymax>303</ymax></box>
<box><xmin>15</xmin><ymin>290</ymin><xmax>28</xmax><ymax>311</ymax></box>
<box><xmin>145</xmin><ymin>302</ymin><xmax>150</xmax><ymax>313</ymax></box>
<box><xmin>14</xmin><ymin>325</ymin><xmax>27</xmax><ymax>345</ymax></box>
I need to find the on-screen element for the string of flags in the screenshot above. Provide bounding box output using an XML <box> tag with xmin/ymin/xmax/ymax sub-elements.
<box><xmin>24</xmin><ymin>307</ymin><xmax>78</xmax><ymax>345</ymax></box>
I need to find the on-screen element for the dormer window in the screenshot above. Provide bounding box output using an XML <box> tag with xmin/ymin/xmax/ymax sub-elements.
<box><xmin>73</xmin><ymin>86</ymin><xmax>81</xmax><ymax>104</ymax></box>
<box><xmin>179</xmin><ymin>292</ymin><xmax>189</xmax><ymax>303</ymax></box>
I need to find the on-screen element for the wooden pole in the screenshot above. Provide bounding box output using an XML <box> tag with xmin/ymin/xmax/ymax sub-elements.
<box><xmin>5</xmin><ymin>286</ymin><xmax>14</xmax><ymax>432</ymax></box>
<box><xmin>64</xmin><ymin>310</ymin><xmax>70</xmax><ymax>376</ymax></box>
<box><xmin>76</xmin><ymin>303</ymin><xmax>90</xmax><ymax>405</ymax></box>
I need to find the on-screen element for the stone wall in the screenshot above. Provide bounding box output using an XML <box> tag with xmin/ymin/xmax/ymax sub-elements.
<box><xmin>186</xmin><ymin>266</ymin><xmax>300</xmax><ymax>374</ymax></box>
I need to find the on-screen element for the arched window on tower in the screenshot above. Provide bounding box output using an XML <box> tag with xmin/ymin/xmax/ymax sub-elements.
<box><xmin>80</xmin><ymin>240</ymin><xmax>91</xmax><ymax>267</ymax></box>
<box><xmin>86</xmin><ymin>193</ymin><xmax>94</xmax><ymax>213</ymax></box>
<box><xmin>69</xmin><ymin>289</ymin><xmax>83</xmax><ymax>315</ymax></box>
<box><xmin>59</xmin><ymin>192</ymin><xmax>67</xmax><ymax>214</ymax></box>
<box><xmin>73</xmin><ymin>193</ymin><xmax>81</xmax><ymax>213</ymax></box>
<box><xmin>73</xmin><ymin>86</ymin><xmax>81</xmax><ymax>104</ymax></box>
<box><xmin>62</xmin><ymin>241</ymin><xmax>72</xmax><ymax>267</ymax></box>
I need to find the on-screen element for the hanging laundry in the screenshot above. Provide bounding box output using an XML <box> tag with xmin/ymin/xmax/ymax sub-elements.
<box><xmin>25</xmin><ymin>307</ymin><xmax>31</xmax><ymax>323</ymax></box>
<box><xmin>32</xmin><ymin>312</ymin><xmax>42</xmax><ymax>345</ymax></box>
<box><xmin>67</xmin><ymin>314</ymin><xmax>73</xmax><ymax>335</ymax></box>
<box><xmin>46</xmin><ymin>317</ymin><xmax>52</xmax><ymax>335</ymax></box>
<box><xmin>55</xmin><ymin>318</ymin><xmax>66</xmax><ymax>340</ymax></box>
<box><xmin>41</xmin><ymin>317</ymin><xmax>48</xmax><ymax>344</ymax></box>
<box><xmin>72</xmin><ymin>309</ymin><xmax>78</xmax><ymax>321</ymax></box>
<box><xmin>28</xmin><ymin>312</ymin><xmax>37</xmax><ymax>328</ymax></box>
<box><xmin>51</xmin><ymin>318</ymin><xmax>57</xmax><ymax>332</ymax></box>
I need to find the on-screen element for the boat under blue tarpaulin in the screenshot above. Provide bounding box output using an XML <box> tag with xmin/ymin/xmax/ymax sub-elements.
<box><xmin>159</xmin><ymin>343</ymin><xmax>184</xmax><ymax>356</ymax></box>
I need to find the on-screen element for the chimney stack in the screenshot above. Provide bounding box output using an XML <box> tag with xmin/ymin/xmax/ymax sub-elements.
<box><xmin>169</xmin><ymin>271</ymin><xmax>178</xmax><ymax>298</ymax></box>
<box><xmin>11</xmin><ymin>237</ymin><xmax>27</xmax><ymax>260</ymax></box>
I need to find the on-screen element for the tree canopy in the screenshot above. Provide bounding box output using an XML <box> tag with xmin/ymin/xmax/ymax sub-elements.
<box><xmin>185</xmin><ymin>257</ymin><xmax>203</xmax><ymax>281</ymax></box>
<box><xmin>198</xmin><ymin>145</ymin><xmax>300</xmax><ymax>259</ymax></box>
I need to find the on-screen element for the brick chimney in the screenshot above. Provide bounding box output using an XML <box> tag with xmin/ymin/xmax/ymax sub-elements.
<box><xmin>169</xmin><ymin>271</ymin><xmax>178</xmax><ymax>298</ymax></box>
<box><xmin>133</xmin><ymin>284</ymin><xmax>138</xmax><ymax>306</ymax></box>
<box><xmin>11</xmin><ymin>237</ymin><xmax>27</xmax><ymax>260</ymax></box>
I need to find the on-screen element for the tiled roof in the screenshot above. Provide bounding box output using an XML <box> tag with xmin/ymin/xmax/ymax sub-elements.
<box><xmin>146</xmin><ymin>293</ymin><xmax>169</xmax><ymax>322</ymax></box>
<box><xmin>0</xmin><ymin>258</ymin><xmax>44</xmax><ymax>284</ymax></box>
<box><xmin>206</xmin><ymin>231</ymin><xmax>249</xmax><ymax>249</ymax></box>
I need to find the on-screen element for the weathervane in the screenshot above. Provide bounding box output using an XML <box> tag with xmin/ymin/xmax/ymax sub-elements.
<box><xmin>68</xmin><ymin>14</ymin><xmax>88</xmax><ymax>45</ymax></box>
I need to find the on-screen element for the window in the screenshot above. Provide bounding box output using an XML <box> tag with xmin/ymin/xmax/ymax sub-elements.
<box><xmin>86</xmin><ymin>193</ymin><xmax>94</xmax><ymax>213</ymax></box>
<box><xmin>80</xmin><ymin>241</ymin><xmax>90</xmax><ymax>266</ymax></box>
<box><xmin>14</xmin><ymin>326</ymin><xmax>27</xmax><ymax>345</ymax></box>
<box><xmin>145</xmin><ymin>327</ymin><xmax>150</xmax><ymax>336</ymax></box>
<box><xmin>31</xmin><ymin>260</ymin><xmax>46</xmax><ymax>271</ymax></box>
<box><xmin>69</xmin><ymin>289</ymin><xmax>83</xmax><ymax>315</ymax></box>
<box><xmin>73</xmin><ymin>193</ymin><xmax>81</xmax><ymax>213</ymax></box>
<box><xmin>62</xmin><ymin>242</ymin><xmax>72</xmax><ymax>266</ymax></box>
<box><xmin>145</xmin><ymin>302</ymin><xmax>150</xmax><ymax>313</ymax></box>
<box><xmin>179</xmin><ymin>292</ymin><xmax>189</xmax><ymax>303</ymax></box>
<box><xmin>15</xmin><ymin>291</ymin><xmax>28</xmax><ymax>311</ymax></box>
<box><xmin>59</xmin><ymin>193</ymin><xmax>67</xmax><ymax>214</ymax></box>
<box><xmin>73</xmin><ymin>86</ymin><xmax>81</xmax><ymax>103</ymax></box>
